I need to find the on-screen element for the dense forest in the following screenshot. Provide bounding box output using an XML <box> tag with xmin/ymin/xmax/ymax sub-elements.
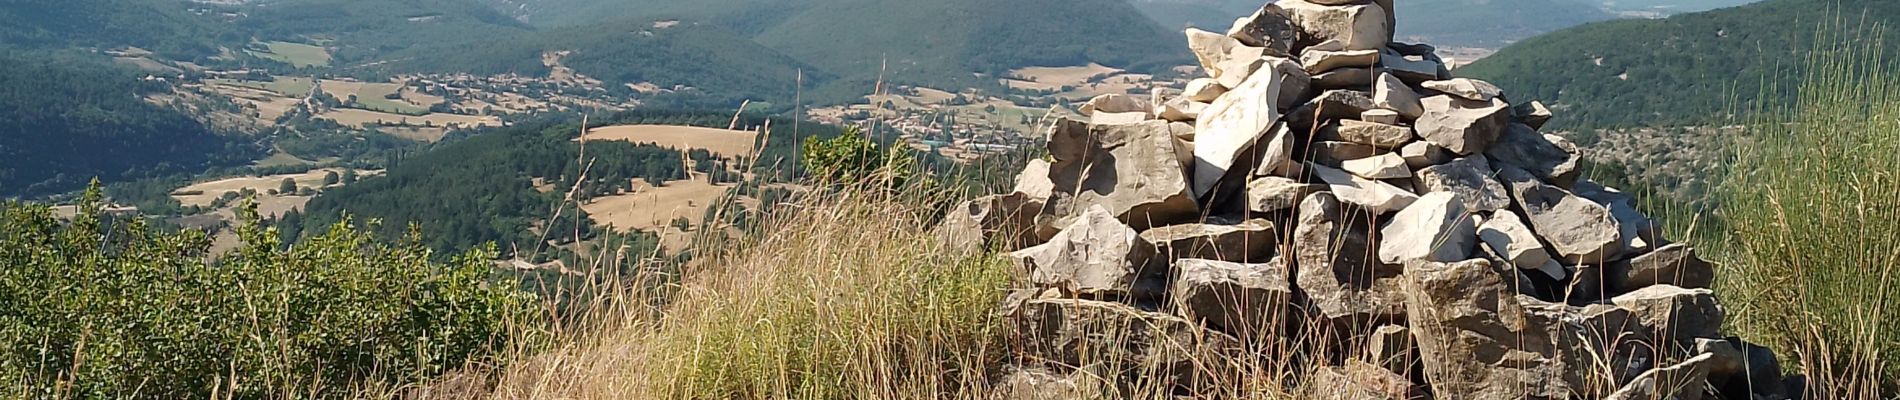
<box><xmin>0</xmin><ymin>49</ymin><xmax>254</xmax><ymax>198</ymax></box>
<box><xmin>0</xmin><ymin>0</ymin><xmax>234</xmax><ymax>60</ymax></box>
<box><xmin>1459</xmin><ymin>0</ymin><xmax>1899</xmax><ymax>130</ymax></box>
<box><xmin>239</xmin><ymin>0</ymin><xmax>532</xmax><ymax>64</ymax></box>
<box><xmin>292</xmin><ymin>110</ymin><xmax>845</xmax><ymax>255</ymax></box>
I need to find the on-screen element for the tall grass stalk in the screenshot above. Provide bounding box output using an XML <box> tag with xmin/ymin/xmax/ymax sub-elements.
<box><xmin>1719</xmin><ymin>24</ymin><xmax>1900</xmax><ymax>398</ymax></box>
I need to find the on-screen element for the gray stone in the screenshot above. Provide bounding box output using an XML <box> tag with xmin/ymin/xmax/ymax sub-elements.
<box><xmin>991</xmin><ymin>367</ymin><xmax>1113</xmax><ymax>400</ymax></box>
<box><xmin>1141</xmin><ymin>220</ymin><xmax>1277</xmax><ymax>263</ymax></box>
<box><xmin>1312</xmin><ymin>67</ymin><xmax>1375</xmax><ymax>89</ymax></box>
<box><xmin>938</xmin><ymin>192</ymin><xmax>1045</xmax><ymax>254</ymax></box>
<box><xmin>1195</xmin><ymin>59</ymin><xmax>1303</xmax><ymax>198</ymax></box>
<box><xmin>1372</xmin><ymin>72</ymin><xmax>1423</xmax><ymax>119</ymax></box>
<box><xmin>1421</xmin><ymin>78</ymin><xmax>1504</xmax><ymax>102</ymax></box>
<box><xmin>1477</xmin><ymin>211</ymin><xmax>1565</xmax><ymax>280</ymax></box>
<box><xmin>1081</xmin><ymin>93</ymin><xmax>1150</xmax><ymax>116</ymax></box>
<box><xmin>1287</xmin><ymin>89</ymin><xmax>1374</xmax><ymax>133</ymax></box>
<box><xmin>1411</xmin><ymin>155</ymin><xmax>1511</xmax><ymax>212</ymax></box>
<box><xmin>1485</xmin><ymin>123</ymin><xmax>1582</xmax><ymax>186</ymax></box>
<box><xmin>1312</xmin><ymin>163</ymin><xmax>1418</xmax><ymax>214</ymax></box>
<box><xmin>1320</xmin><ymin>119</ymin><xmax>1413</xmax><ymax>148</ymax></box>
<box><xmin>1398</xmin><ymin>141</ymin><xmax>1453</xmax><ymax>169</ymax></box>
<box><xmin>1184</xmin><ymin>78</ymin><xmax>1228</xmax><ymax>102</ymax></box>
<box><xmin>1015</xmin><ymin>158</ymin><xmax>1054</xmax><ymax>201</ymax></box>
<box><xmin>1302</xmin><ymin>48</ymin><xmax>1380</xmax><ymax>73</ymax></box>
<box><xmin>1341</xmin><ymin>153</ymin><xmax>1411</xmax><ymax>180</ymax></box>
<box><xmin>1379</xmin><ymin>192</ymin><xmax>1478</xmax><ymax>264</ymax></box>
<box><xmin>1513</xmin><ymin>100</ymin><xmax>1553</xmax><ymax>130</ymax></box>
<box><xmin>1498</xmin><ymin>165</ymin><xmax>1625</xmax><ymax>264</ymax></box>
<box><xmin>1604</xmin><ymin>353</ymin><xmax>1716</xmax><ymax>400</ymax></box>
<box><xmin>1295</xmin><ymin>192</ymin><xmax>1408</xmax><ymax>328</ymax></box>
<box><xmin>1010</xmin><ymin>299</ymin><xmax>1243</xmax><ymax>393</ymax></box>
<box><xmin>1361</xmin><ymin>108</ymin><xmax>1402</xmax><ymax>125</ymax></box>
<box><xmin>1388</xmin><ymin>42</ymin><xmax>1435</xmax><ymax>57</ymax></box>
<box><xmin>1011</xmin><ymin>205</ymin><xmax>1157</xmax><ymax>298</ymax></box>
<box><xmin>1278</xmin><ymin>0</ymin><xmax>1391</xmax><ymax>51</ymax></box>
<box><xmin>1172</xmin><ymin>258</ymin><xmax>1294</xmax><ymax>337</ymax></box>
<box><xmin>1698</xmin><ymin>338</ymin><xmax>1787</xmax><ymax>399</ymax></box>
<box><xmin>1226</xmin><ymin>4</ymin><xmax>1298</xmax><ymax>56</ymax></box>
<box><xmin>1575</xmin><ymin>180</ymin><xmax>1661</xmax><ymax>255</ymax></box>
<box><xmin>1308</xmin><ymin>141</ymin><xmax>1382</xmax><ymax>167</ymax></box>
<box><xmin>1089</xmin><ymin>111</ymin><xmax>1150</xmax><ymax>125</ymax></box>
<box><xmin>1416</xmin><ymin>95</ymin><xmax>1511</xmax><ymax>155</ymax></box>
<box><xmin>1364</xmin><ymin>325</ymin><xmax>1418</xmax><ymax>375</ymax></box>
<box><xmin>1612</xmin><ymin>244</ymin><xmax>1715</xmax><ymax>293</ymax></box>
<box><xmin>1379</xmin><ymin>48</ymin><xmax>1449</xmax><ymax>84</ymax></box>
<box><xmin>1250</xmin><ymin>123</ymin><xmax>1299</xmax><ymax>178</ymax></box>
<box><xmin>1042</xmin><ymin>119</ymin><xmax>1200</xmax><ymax>231</ymax></box>
<box><xmin>1155</xmin><ymin>97</ymin><xmax>1206</xmax><ymax>122</ymax></box>
<box><xmin>1611</xmin><ymin>285</ymin><xmax>1725</xmax><ymax>345</ymax></box>
<box><xmin>1246</xmin><ymin>176</ymin><xmax>1322</xmax><ymax>213</ymax></box>
<box><xmin>1186</xmin><ymin>28</ymin><xmax>1266</xmax><ymax>88</ymax></box>
<box><xmin>1402</xmin><ymin>258</ymin><xmax>1574</xmax><ymax>399</ymax></box>
<box><xmin>1302</xmin><ymin>360</ymin><xmax>1428</xmax><ymax>400</ymax></box>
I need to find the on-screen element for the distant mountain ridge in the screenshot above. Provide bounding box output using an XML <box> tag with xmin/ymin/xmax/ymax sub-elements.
<box><xmin>1129</xmin><ymin>0</ymin><xmax>1762</xmax><ymax>48</ymax></box>
<box><xmin>1460</xmin><ymin>0</ymin><xmax>1900</xmax><ymax>129</ymax></box>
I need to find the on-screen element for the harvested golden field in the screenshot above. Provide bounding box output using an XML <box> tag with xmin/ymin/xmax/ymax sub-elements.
<box><xmin>1002</xmin><ymin>63</ymin><xmax>1123</xmax><ymax>90</ymax></box>
<box><xmin>319</xmin><ymin>108</ymin><xmax>501</xmax><ymax>129</ymax></box>
<box><xmin>381</xmin><ymin>126</ymin><xmax>451</xmax><ymax>142</ymax></box>
<box><xmin>580</xmin><ymin>124</ymin><xmax>758</xmax><ymax>158</ymax></box>
<box><xmin>580</xmin><ymin>177</ymin><xmax>731</xmax><ymax>234</ymax></box>
<box><xmin>170</xmin><ymin>168</ymin><xmax>377</xmax><ymax>207</ymax></box>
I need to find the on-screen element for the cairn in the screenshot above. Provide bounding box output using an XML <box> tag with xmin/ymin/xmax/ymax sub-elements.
<box><xmin>938</xmin><ymin>1</ymin><xmax>1801</xmax><ymax>399</ymax></box>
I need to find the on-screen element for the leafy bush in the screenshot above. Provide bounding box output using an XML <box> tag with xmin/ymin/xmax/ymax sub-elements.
<box><xmin>0</xmin><ymin>184</ymin><xmax>538</xmax><ymax>399</ymax></box>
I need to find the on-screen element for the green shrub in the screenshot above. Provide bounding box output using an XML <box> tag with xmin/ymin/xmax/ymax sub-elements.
<box><xmin>1719</xmin><ymin>32</ymin><xmax>1900</xmax><ymax>397</ymax></box>
<box><xmin>0</xmin><ymin>183</ymin><xmax>539</xmax><ymax>399</ymax></box>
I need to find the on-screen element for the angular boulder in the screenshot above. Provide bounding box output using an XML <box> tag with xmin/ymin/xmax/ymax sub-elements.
<box><xmin>1513</xmin><ymin>100</ymin><xmax>1553</xmax><ymax>130</ymax></box>
<box><xmin>1278</xmin><ymin>0</ymin><xmax>1391</xmax><ymax>51</ymax></box>
<box><xmin>1611</xmin><ymin>285</ymin><xmax>1725</xmax><ymax>345</ymax></box>
<box><xmin>1287</xmin><ymin>89</ymin><xmax>1375</xmax><ymax>133</ymax></box>
<box><xmin>1301</xmin><ymin>48</ymin><xmax>1380</xmax><ymax>73</ymax></box>
<box><xmin>1246</xmin><ymin>176</ymin><xmax>1322</xmax><ymax>213</ymax></box>
<box><xmin>1312</xmin><ymin>163</ymin><xmax>1418</xmax><ymax>214</ymax></box>
<box><xmin>1341</xmin><ymin>153</ymin><xmax>1411</xmax><ymax>179</ymax></box>
<box><xmin>1042</xmin><ymin>119</ymin><xmax>1200</xmax><ymax>231</ymax></box>
<box><xmin>1140</xmin><ymin>220</ymin><xmax>1277</xmax><ymax>263</ymax></box>
<box><xmin>1302</xmin><ymin>360</ymin><xmax>1428</xmax><ymax>400</ymax></box>
<box><xmin>1485</xmin><ymin>123</ymin><xmax>1582</xmax><ymax>186</ymax></box>
<box><xmin>1398</xmin><ymin>140</ymin><xmax>1453</xmax><ymax>169</ymax></box>
<box><xmin>1015</xmin><ymin>158</ymin><xmax>1054</xmax><ymax>201</ymax></box>
<box><xmin>1379</xmin><ymin>192</ymin><xmax>1478</xmax><ymax>264</ymax></box>
<box><xmin>1320</xmin><ymin>119</ymin><xmax>1413</xmax><ymax>148</ymax></box>
<box><xmin>1402</xmin><ymin>258</ymin><xmax>1575</xmax><ymax>399</ymax></box>
<box><xmin>1364</xmin><ymin>325</ymin><xmax>1418</xmax><ymax>375</ymax></box>
<box><xmin>1010</xmin><ymin>298</ymin><xmax>1243</xmax><ymax>393</ymax></box>
<box><xmin>937</xmin><ymin>192</ymin><xmax>1044</xmax><ymax>254</ymax></box>
<box><xmin>1372</xmin><ymin>72</ymin><xmax>1423</xmax><ymax>119</ymax></box>
<box><xmin>1603</xmin><ymin>353</ymin><xmax>1716</xmax><ymax>400</ymax></box>
<box><xmin>1498</xmin><ymin>165</ymin><xmax>1625</xmax><ymax>264</ymax></box>
<box><xmin>1295</xmin><ymin>192</ymin><xmax>1408</xmax><ymax>329</ymax></box>
<box><xmin>1611</xmin><ymin>244</ymin><xmax>1715</xmax><ymax>292</ymax></box>
<box><xmin>1361</xmin><ymin>108</ymin><xmax>1402</xmax><ymax>125</ymax></box>
<box><xmin>1226</xmin><ymin>3</ymin><xmax>1299</xmax><ymax>55</ymax></box>
<box><xmin>1195</xmin><ymin>59</ymin><xmax>1303</xmax><ymax>198</ymax></box>
<box><xmin>1411</xmin><ymin>155</ymin><xmax>1511</xmax><ymax>212</ymax></box>
<box><xmin>1011</xmin><ymin>205</ymin><xmax>1159</xmax><ymax>298</ymax></box>
<box><xmin>1186</xmin><ymin>28</ymin><xmax>1266</xmax><ymax>88</ymax></box>
<box><xmin>1477</xmin><ymin>211</ymin><xmax>1565</xmax><ymax>280</ymax></box>
<box><xmin>1080</xmin><ymin>93</ymin><xmax>1150</xmax><ymax>116</ymax></box>
<box><xmin>1575</xmin><ymin>180</ymin><xmax>1662</xmax><ymax>255</ymax></box>
<box><xmin>1184</xmin><ymin>78</ymin><xmax>1229</xmax><ymax>102</ymax></box>
<box><xmin>1421</xmin><ymin>78</ymin><xmax>1504</xmax><ymax>102</ymax></box>
<box><xmin>1171</xmin><ymin>258</ymin><xmax>1294</xmax><ymax>337</ymax></box>
<box><xmin>1415</xmin><ymin>95</ymin><xmax>1511</xmax><ymax>155</ymax></box>
<box><xmin>991</xmin><ymin>367</ymin><xmax>1113</xmax><ymax>400</ymax></box>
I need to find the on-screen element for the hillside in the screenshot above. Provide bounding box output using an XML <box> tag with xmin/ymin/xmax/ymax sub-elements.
<box><xmin>0</xmin><ymin>50</ymin><xmax>247</xmax><ymax>198</ymax></box>
<box><xmin>1460</xmin><ymin>0</ymin><xmax>1900</xmax><ymax>129</ymax></box>
<box><xmin>1132</xmin><ymin>0</ymin><xmax>1760</xmax><ymax>49</ymax></box>
<box><xmin>0</xmin><ymin>0</ymin><xmax>233</xmax><ymax>60</ymax></box>
<box><xmin>238</xmin><ymin>0</ymin><xmax>532</xmax><ymax>64</ymax></box>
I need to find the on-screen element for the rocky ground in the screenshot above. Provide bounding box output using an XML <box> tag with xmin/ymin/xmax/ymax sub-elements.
<box><xmin>938</xmin><ymin>1</ymin><xmax>1798</xmax><ymax>398</ymax></box>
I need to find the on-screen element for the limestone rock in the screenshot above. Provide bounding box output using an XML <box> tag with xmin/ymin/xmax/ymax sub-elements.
<box><xmin>1379</xmin><ymin>48</ymin><xmax>1449</xmax><ymax>84</ymax></box>
<box><xmin>1141</xmin><ymin>220</ymin><xmax>1277</xmax><ymax>264</ymax></box>
<box><xmin>1611</xmin><ymin>285</ymin><xmax>1725</xmax><ymax>345</ymax></box>
<box><xmin>991</xmin><ymin>367</ymin><xmax>1112</xmax><ymax>400</ymax></box>
<box><xmin>1015</xmin><ymin>158</ymin><xmax>1054</xmax><ymax>201</ymax></box>
<box><xmin>1485</xmin><ymin>123</ymin><xmax>1582</xmax><ymax>186</ymax></box>
<box><xmin>1498</xmin><ymin>165</ymin><xmax>1625</xmax><ymax>264</ymax></box>
<box><xmin>1010</xmin><ymin>299</ymin><xmax>1242</xmax><ymax>392</ymax></box>
<box><xmin>1195</xmin><ymin>59</ymin><xmax>1302</xmax><ymax>198</ymax></box>
<box><xmin>1171</xmin><ymin>258</ymin><xmax>1294</xmax><ymax>337</ymax></box>
<box><xmin>1612</xmin><ymin>244</ymin><xmax>1714</xmax><ymax>293</ymax></box>
<box><xmin>1698</xmin><ymin>338</ymin><xmax>1787</xmax><ymax>399</ymax></box>
<box><xmin>1155</xmin><ymin>97</ymin><xmax>1206</xmax><ymax>122</ymax></box>
<box><xmin>1287</xmin><ymin>89</ymin><xmax>1374</xmax><ymax>133</ymax></box>
<box><xmin>1402</xmin><ymin>258</ymin><xmax>1574</xmax><ymax>399</ymax></box>
<box><xmin>1398</xmin><ymin>140</ymin><xmax>1452</xmax><ymax>169</ymax></box>
<box><xmin>1575</xmin><ymin>180</ymin><xmax>1661</xmax><ymax>255</ymax></box>
<box><xmin>1308</xmin><ymin>141</ymin><xmax>1381</xmax><ymax>167</ymax></box>
<box><xmin>1372</xmin><ymin>72</ymin><xmax>1423</xmax><ymax>119</ymax></box>
<box><xmin>1411</xmin><ymin>155</ymin><xmax>1511</xmax><ymax>212</ymax></box>
<box><xmin>1246</xmin><ymin>176</ymin><xmax>1322</xmax><ymax>213</ymax></box>
<box><xmin>1042</xmin><ymin>119</ymin><xmax>1200</xmax><ymax>230</ymax></box>
<box><xmin>1603</xmin><ymin>353</ymin><xmax>1716</xmax><ymax>400</ymax></box>
<box><xmin>1081</xmin><ymin>93</ymin><xmax>1150</xmax><ymax>116</ymax></box>
<box><xmin>938</xmin><ymin>192</ymin><xmax>1045</xmax><ymax>254</ymax></box>
<box><xmin>1302</xmin><ymin>48</ymin><xmax>1380</xmax><ymax>73</ymax></box>
<box><xmin>1364</xmin><ymin>325</ymin><xmax>1418</xmax><ymax>375</ymax></box>
<box><xmin>1361</xmin><ymin>108</ymin><xmax>1402</xmax><ymax>125</ymax></box>
<box><xmin>1312</xmin><ymin>163</ymin><xmax>1418</xmax><ymax>214</ymax></box>
<box><xmin>1011</xmin><ymin>205</ymin><xmax>1158</xmax><ymax>298</ymax></box>
<box><xmin>1250</xmin><ymin>123</ymin><xmax>1300</xmax><ymax>178</ymax></box>
<box><xmin>1278</xmin><ymin>0</ymin><xmax>1391</xmax><ymax>51</ymax></box>
<box><xmin>1226</xmin><ymin>4</ymin><xmax>1298</xmax><ymax>56</ymax></box>
<box><xmin>1090</xmin><ymin>111</ymin><xmax>1151</xmax><ymax>125</ymax></box>
<box><xmin>1184</xmin><ymin>78</ymin><xmax>1228</xmax><ymax>102</ymax></box>
<box><xmin>1477</xmin><ymin>211</ymin><xmax>1565</xmax><ymax>280</ymax></box>
<box><xmin>1379</xmin><ymin>192</ymin><xmax>1477</xmax><ymax>264</ymax></box>
<box><xmin>1302</xmin><ymin>360</ymin><xmax>1428</xmax><ymax>400</ymax></box>
<box><xmin>1341</xmin><ymin>153</ymin><xmax>1411</xmax><ymax>180</ymax></box>
<box><xmin>1320</xmin><ymin>119</ymin><xmax>1413</xmax><ymax>148</ymax></box>
<box><xmin>1415</xmin><ymin>95</ymin><xmax>1510</xmax><ymax>155</ymax></box>
<box><xmin>1186</xmin><ymin>28</ymin><xmax>1265</xmax><ymax>88</ymax></box>
<box><xmin>1513</xmin><ymin>100</ymin><xmax>1554</xmax><ymax>130</ymax></box>
<box><xmin>1295</xmin><ymin>192</ymin><xmax>1408</xmax><ymax>328</ymax></box>
<box><xmin>1312</xmin><ymin>67</ymin><xmax>1375</xmax><ymax>89</ymax></box>
<box><xmin>1421</xmin><ymin>78</ymin><xmax>1504</xmax><ymax>102</ymax></box>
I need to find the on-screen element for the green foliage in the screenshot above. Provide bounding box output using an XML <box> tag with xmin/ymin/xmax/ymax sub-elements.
<box><xmin>800</xmin><ymin>128</ymin><xmax>915</xmax><ymax>188</ymax></box>
<box><xmin>0</xmin><ymin>48</ymin><xmax>254</xmax><ymax>198</ymax></box>
<box><xmin>237</xmin><ymin>0</ymin><xmax>531</xmax><ymax>64</ymax></box>
<box><xmin>1461</xmin><ymin>0</ymin><xmax>1900</xmax><ymax>130</ymax></box>
<box><xmin>1718</xmin><ymin>34</ymin><xmax>1900</xmax><ymax>396</ymax></box>
<box><xmin>0</xmin><ymin>0</ymin><xmax>234</xmax><ymax>60</ymax></box>
<box><xmin>0</xmin><ymin>184</ymin><xmax>537</xmax><ymax>399</ymax></box>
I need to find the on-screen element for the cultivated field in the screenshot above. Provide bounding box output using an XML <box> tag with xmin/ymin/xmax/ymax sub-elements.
<box><xmin>171</xmin><ymin>168</ymin><xmax>377</xmax><ymax>207</ymax></box>
<box><xmin>319</xmin><ymin>108</ymin><xmax>501</xmax><ymax>129</ymax></box>
<box><xmin>581</xmin><ymin>177</ymin><xmax>735</xmax><ymax>251</ymax></box>
<box><xmin>580</xmin><ymin>125</ymin><xmax>759</xmax><ymax>158</ymax></box>
<box><xmin>249</xmin><ymin>41</ymin><xmax>332</xmax><ymax>68</ymax></box>
<box><xmin>322</xmin><ymin>79</ymin><xmax>435</xmax><ymax>115</ymax></box>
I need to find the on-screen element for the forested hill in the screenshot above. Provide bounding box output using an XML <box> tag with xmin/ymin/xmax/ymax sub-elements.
<box><xmin>0</xmin><ymin>50</ymin><xmax>248</xmax><ymax>198</ymax></box>
<box><xmin>475</xmin><ymin>0</ymin><xmax>1190</xmax><ymax>92</ymax></box>
<box><xmin>240</xmin><ymin>0</ymin><xmax>532</xmax><ymax>64</ymax></box>
<box><xmin>0</xmin><ymin>0</ymin><xmax>233</xmax><ymax>60</ymax></box>
<box><xmin>1459</xmin><ymin>0</ymin><xmax>1900</xmax><ymax>130</ymax></box>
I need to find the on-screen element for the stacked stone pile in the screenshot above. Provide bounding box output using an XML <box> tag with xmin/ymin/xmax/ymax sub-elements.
<box><xmin>938</xmin><ymin>1</ymin><xmax>1803</xmax><ymax>399</ymax></box>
